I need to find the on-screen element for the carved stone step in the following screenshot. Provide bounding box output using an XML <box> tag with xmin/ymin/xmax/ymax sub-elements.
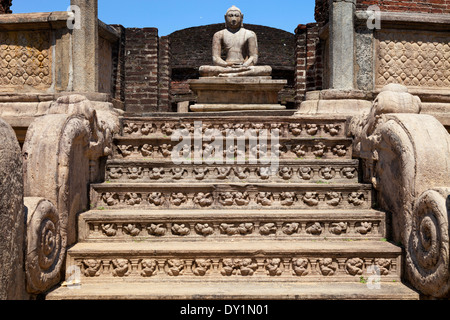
<box><xmin>46</xmin><ymin>280</ymin><xmax>419</xmax><ymax>300</ymax></box>
<box><xmin>120</xmin><ymin>115</ymin><xmax>350</xmax><ymax>139</ymax></box>
<box><xmin>105</xmin><ymin>159</ymin><xmax>360</xmax><ymax>183</ymax></box>
<box><xmin>91</xmin><ymin>183</ymin><xmax>373</xmax><ymax>210</ymax></box>
<box><xmin>63</xmin><ymin>241</ymin><xmax>403</xmax><ymax>282</ymax></box>
<box><xmin>112</xmin><ymin>136</ymin><xmax>353</xmax><ymax>160</ymax></box>
<box><xmin>78</xmin><ymin>209</ymin><xmax>386</xmax><ymax>242</ymax></box>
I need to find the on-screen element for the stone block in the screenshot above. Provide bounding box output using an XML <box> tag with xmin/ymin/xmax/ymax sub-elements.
<box><xmin>189</xmin><ymin>77</ymin><xmax>287</xmax><ymax>112</ymax></box>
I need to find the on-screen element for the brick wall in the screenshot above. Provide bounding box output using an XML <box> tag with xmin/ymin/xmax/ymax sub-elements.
<box><xmin>124</xmin><ymin>28</ymin><xmax>160</xmax><ymax>113</ymax></box>
<box><xmin>158</xmin><ymin>36</ymin><xmax>171</xmax><ymax>112</ymax></box>
<box><xmin>357</xmin><ymin>0</ymin><xmax>450</xmax><ymax>14</ymax></box>
<box><xmin>294</xmin><ymin>23</ymin><xmax>323</xmax><ymax>107</ymax></box>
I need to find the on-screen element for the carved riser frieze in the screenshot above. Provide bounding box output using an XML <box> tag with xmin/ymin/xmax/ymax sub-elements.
<box><xmin>112</xmin><ymin>137</ymin><xmax>353</xmax><ymax>160</ymax></box>
<box><xmin>90</xmin><ymin>184</ymin><xmax>373</xmax><ymax>210</ymax></box>
<box><xmin>105</xmin><ymin>161</ymin><xmax>359</xmax><ymax>183</ymax></box>
<box><xmin>81</xmin><ymin>219</ymin><xmax>384</xmax><ymax>241</ymax></box>
<box><xmin>120</xmin><ymin>117</ymin><xmax>349</xmax><ymax>139</ymax></box>
<box><xmin>67</xmin><ymin>255</ymin><xmax>400</xmax><ymax>281</ymax></box>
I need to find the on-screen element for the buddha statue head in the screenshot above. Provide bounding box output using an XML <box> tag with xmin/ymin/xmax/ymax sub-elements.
<box><xmin>225</xmin><ymin>5</ymin><xmax>244</xmax><ymax>30</ymax></box>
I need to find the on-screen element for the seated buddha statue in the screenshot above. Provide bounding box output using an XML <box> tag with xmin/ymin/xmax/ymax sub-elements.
<box><xmin>199</xmin><ymin>6</ymin><xmax>272</xmax><ymax>78</ymax></box>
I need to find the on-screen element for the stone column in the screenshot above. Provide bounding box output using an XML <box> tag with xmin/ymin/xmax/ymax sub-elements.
<box><xmin>71</xmin><ymin>0</ymin><xmax>99</xmax><ymax>93</ymax></box>
<box><xmin>328</xmin><ymin>0</ymin><xmax>356</xmax><ymax>90</ymax></box>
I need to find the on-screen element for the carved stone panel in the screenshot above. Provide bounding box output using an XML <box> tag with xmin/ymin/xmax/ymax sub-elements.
<box><xmin>0</xmin><ymin>31</ymin><xmax>52</xmax><ymax>90</ymax></box>
<box><xmin>376</xmin><ymin>29</ymin><xmax>450</xmax><ymax>90</ymax></box>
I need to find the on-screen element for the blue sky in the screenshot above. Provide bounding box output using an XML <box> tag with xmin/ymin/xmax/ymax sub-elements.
<box><xmin>11</xmin><ymin>1</ymin><xmax>316</xmax><ymax>36</ymax></box>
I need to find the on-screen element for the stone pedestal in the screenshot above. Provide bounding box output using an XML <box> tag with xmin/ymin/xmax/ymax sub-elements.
<box><xmin>188</xmin><ymin>77</ymin><xmax>287</xmax><ymax>112</ymax></box>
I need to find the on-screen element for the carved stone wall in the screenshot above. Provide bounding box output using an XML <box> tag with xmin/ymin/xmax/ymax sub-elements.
<box><xmin>375</xmin><ymin>29</ymin><xmax>450</xmax><ymax>90</ymax></box>
<box><xmin>0</xmin><ymin>31</ymin><xmax>52</xmax><ymax>91</ymax></box>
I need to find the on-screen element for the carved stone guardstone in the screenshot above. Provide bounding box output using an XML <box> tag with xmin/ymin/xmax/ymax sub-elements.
<box><xmin>189</xmin><ymin>6</ymin><xmax>286</xmax><ymax>112</ymax></box>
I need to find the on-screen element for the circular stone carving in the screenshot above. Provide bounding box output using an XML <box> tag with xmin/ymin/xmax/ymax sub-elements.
<box><xmin>26</xmin><ymin>198</ymin><xmax>65</xmax><ymax>294</ymax></box>
<box><xmin>407</xmin><ymin>190</ymin><xmax>449</xmax><ymax>298</ymax></box>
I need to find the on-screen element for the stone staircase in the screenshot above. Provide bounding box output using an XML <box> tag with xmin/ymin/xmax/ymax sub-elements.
<box><xmin>46</xmin><ymin>113</ymin><xmax>419</xmax><ymax>300</ymax></box>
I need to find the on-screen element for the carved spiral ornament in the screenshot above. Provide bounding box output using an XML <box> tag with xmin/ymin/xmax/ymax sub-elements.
<box><xmin>26</xmin><ymin>198</ymin><xmax>66</xmax><ymax>294</ymax></box>
<box><xmin>407</xmin><ymin>190</ymin><xmax>450</xmax><ymax>298</ymax></box>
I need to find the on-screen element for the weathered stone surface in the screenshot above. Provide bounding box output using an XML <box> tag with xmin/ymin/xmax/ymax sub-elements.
<box><xmin>105</xmin><ymin>160</ymin><xmax>359</xmax><ymax>184</ymax></box>
<box><xmin>0</xmin><ymin>117</ymin><xmax>26</xmax><ymax>300</ymax></box>
<box><xmin>350</xmin><ymin>84</ymin><xmax>450</xmax><ymax>298</ymax></box>
<box><xmin>23</xmin><ymin>95</ymin><xmax>116</xmax><ymax>247</ymax></box>
<box><xmin>0</xmin><ymin>30</ymin><xmax>52</xmax><ymax>90</ymax></box>
<box><xmin>78</xmin><ymin>209</ymin><xmax>386</xmax><ymax>242</ymax></box>
<box><xmin>71</xmin><ymin>0</ymin><xmax>99</xmax><ymax>93</ymax></box>
<box><xmin>47</xmin><ymin>110</ymin><xmax>419</xmax><ymax>300</ymax></box>
<box><xmin>46</xmin><ymin>281</ymin><xmax>419</xmax><ymax>300</ymax></box>
<box><xmin>90</xmin><ymin>182</ymin><xmax>373</xmax><ymax>210</ymax></box>
<box><xmin>189</xmin><ymin>77</ymin><xmax>286</xmax><ymax>111</ymax></box>
<box><xmin>328</xmin><ymin>0</ymin><xmax>356</xmax><ymax>90</ymax></box>
<box><xmin>295</xmin><ymin>89</ymin><xmax>373</xmax><ymax>115</ymax></box>
<box><xmin>64</xmin><ymin>240</ymin><xmax>403</xmax><ymax>281</ymax></box>
<box><xmin>376</xmin><ymin>29</ymin><xmax>450</xmax><ymax>90</ymax></box>
<box><xmin>24</xmin><ymin>197</ymin><xmax>63</xmax><ymax>294</ymax></box>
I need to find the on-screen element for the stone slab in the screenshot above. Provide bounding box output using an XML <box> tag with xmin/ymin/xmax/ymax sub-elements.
<box><xmin>105</xmin><ymin>159</ymin><xmax>360</xmax><ymax>184</ymax></box>
<box><xmin>90</xmin><ymin>182</ymin><xmax>373</xmax><ymax>211</ymax></box>
<box><xmin>46</xmin><ymin>280</ymin><xmax>419</xmax><ymax>300</ymax></box>
<box><xmin>296</xmin><ymin>99</ymin><xmax>372</xmax><ymax>115</ymax></box>
<box><xmin>78</xmin><ymin>208</ymin><xmax>386</xmax><ymax>242</ymax></box>
<box><xmin>188</xmin><ymin>77</ymin><xmax>287</xmax><ymax>111</ymax></box>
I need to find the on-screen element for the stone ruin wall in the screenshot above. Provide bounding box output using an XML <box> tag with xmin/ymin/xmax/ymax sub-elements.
<box><xmin>120</xmin><ymin>27</ymin><xmax>171</xmax><ymax>113</ymax></box>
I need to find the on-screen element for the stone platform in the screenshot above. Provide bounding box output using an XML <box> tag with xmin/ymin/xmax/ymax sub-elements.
<box><xmin>188</xmin><ymin>77</ymin><xmax>287</xmax><ymax>112</ymax></box>
<box><xmin>45</xmin><ymin>113</ymin><xmax>419</xmax><ymax>300</ymax></box>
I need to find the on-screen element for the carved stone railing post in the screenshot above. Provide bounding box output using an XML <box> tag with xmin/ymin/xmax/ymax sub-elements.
<box><xmin>350</xmin><ymin>83</ymin><xmax>450</xmax><ymax>298</ymax></box>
